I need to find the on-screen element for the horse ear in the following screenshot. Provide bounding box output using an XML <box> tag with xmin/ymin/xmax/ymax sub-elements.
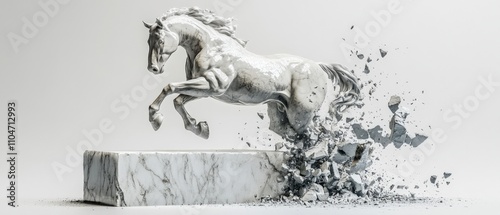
<box><xmin>143</xmin><ymin>21</ymin><xmax>152</xmax><ymax>29</ymax></box>
<box><xmin>155</xmin><ymin>18</ymin><xmax>164</xmax><ymax>28</ymax></box>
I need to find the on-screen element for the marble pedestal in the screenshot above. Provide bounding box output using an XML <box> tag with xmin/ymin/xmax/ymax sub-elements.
<box><xmin>83</xmin><ymin>150</ymin><xmax>285</xmax><ymax>206</ymax></box>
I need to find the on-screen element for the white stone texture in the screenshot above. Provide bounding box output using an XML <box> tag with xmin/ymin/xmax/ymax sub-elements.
<box><xmin>84</xmin><ymin>150</ymin><xmax>285</xmax><ymax>206</ymax></box>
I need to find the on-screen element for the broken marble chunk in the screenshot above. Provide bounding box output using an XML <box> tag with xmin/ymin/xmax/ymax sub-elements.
<box><xmin>337</xmin><ymin>142</ymin><xmax>359</xmax><ymax>158</ymax></box>
<box><xmin>357</xmin><ymin>53</ymin><xmax>364</xmax><ymax>60</ymax></box>
<box><xmin>280</xmin><ymin>163</ymin><xmax>290</xmax><ymax>173</ymax></box>
<box><xmin>351</xmin><ymin>123</ymin><xmax>369</xmax><ymax>139</ymax></box>
<box><xmin>300</xmin><ymin>192</ymin><xmax>316</xmax><ymax>202</ymax></box>
<box><xmin>368</xmin><ymin>125</ymin><xmax>391</xmax><ymax>146</ymax></box>
<box><xmin>443</xmin><ymin>172</ymin><xmax>452</xmax><ymax>178</ymax></box>
<box><xmin>299</xmin><ymin>162</ymin><xmax>312</xmax><ymax>177</ymax></box>
<box><xmin>363</xmin><ymin>64</ymin><xmax>370</xmax><ymax>74</ymax></box>
<box><xmin>317</xmin><ymin>193</ymin><xmax>329</xmax><ymax>201</ymax></box>
<box><xmin>300</xmin><ymin>183</ymin><xmax>324</xmax><ymax>202</ymax></box>
<box><xmin>310</xmin><ymin>183</ymin><xmax>325</xmax><ymax>193</ymax></box>
<box><xmin>405</xmin><ymin>133</ymin><xmax>413</xmax><ymax>144</ymax></box>
<box><xmin>350</xmin><ymin>174</ymin><xmax>364</xmax><ymax>196</ymax></box>
<box><xmin>410</xmin><ymin>134</ymin><xmax>428</xmax><ymax>147</ymax></box>
<box><xmin>304</xmin><ymin>139</ymin><xmax>329</xmax><ymax>160</ymax></box>
<box><xmin>318</xmin><ymin>170</ymin><xmax>331</xmax><ymax>183</ymax></box>
<box><xmin>388</xmin><ymin>95</ymin><xmax>401</xmax><ymax>113</ymax></box>
<box><xmin>257</xmin><ymin>112</ymin><xmax>264</xmax><ymax>120</ymax></box>
<box><xmin>330</xmin><ymin>162</ymin><xmax>341</xmax><ymax>180</ymax></box>
<box><xmin>275</xmin><ymin>142</ymin><xmax>284</xmax><ymax>151</ymax></box>
<box><xmin>430</xmin><ymin>175</ymin><xmax>437</xmax><ymax>184</ymax></box>
<box><xmin>380</xmin><ymin>48</ymin><xmax>388</xmax><ymax>58</ymax></box>
<box><xmin>393</xmin><ymin>107</ymin><xmax>409</xmax><ymax>121</ymax></box>
<box><xmin>369</xmin><ymin>86</ymin><xmax>376</xmax><ymax>95</ymax></box>
<box><xmin>293</xmin><ymin>172</ymin><xmax>305</xmax><ymax>184</ymax></box>
<box><xmin>312</xmin><ymin>169</ymin><xmax>322</xmax><ymax>177</ymax></box>
<box><xmin>350</xmin><ymin>143</ymin><xmax>373</xmax><ymax>173</ymax></box>
<box><xmin>320</xmin><ymin>161</ymin><xmax>330</xmax><ymax>172</ymax></box>
<box><xmin>390</xmin><ymin>107</ymin><xmax>410</xmax><ymax>147</ymax></box>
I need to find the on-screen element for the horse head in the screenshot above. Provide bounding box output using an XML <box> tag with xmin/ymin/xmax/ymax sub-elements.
<box><xmin>143</xmin><ymin>18</ymin><xmax>179</xmax><ymax>74</ymax></box>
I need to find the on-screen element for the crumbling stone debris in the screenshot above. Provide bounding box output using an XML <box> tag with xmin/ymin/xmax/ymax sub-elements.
<box><xmin>388</xmin><ymin>95</ymin><xmax>401</xmax><ymax>113</ymax></box>
<box><xmin>330</xmin><ymin>162</ymin><xmax>341</xmax><ymax>180</ymax></box>
<box><xmin>351</xmin><ymin>124</ymin><xmax>369</xmax><ymax>139</ymax></box>
<box><xmin>390</xmin><ymin>107</ymin><xmax>409</xmax><ymax>147</ymax></box>
<box><xmin>300</xmin><ymin>183</ymin><xmax>325</xmax><ymax>202</ymax></box>
<box><xmin>350</xmin><ymin>174</ymin><xmax>365</xmax><ymax>196</ymax></box>
<box><xmin>430</xmin><ymin>175</ymin><xmax>437</xmax><ymax>184</ymax></box>
<box><xmin>380</xmin><ymin>48</ymin><xmax>388</xmax><ymax>58</ymax></box>
<box><xmin>330</xmin><ymin>149</ymin><xmax>350</xmax><ymax>164</ymax></box>
<box><xmin>293</xmin><ymin>172</ymin><xmax>305</xmax><ymax>184</ymax></box>
<box><xmin>363</xmin><ymin>64</ymin><xmax>370</xmax><ymax>74</ymax></box>
<box><xmin>257</xmin><ymin>112</ymin><xmax>264</xmax><ymax>120</ymax></box>
<box><xmin>274</xmin><ymin>93</ymin><xmax>431</xmax><ymax>203</ymax></box>
<box><xmin>350</xmin><ymin>143</ymin><xmax>373</xmax><ymax>173</ymax></box>
<box><xmin>304</xmin><ymin>139</ymin><xmax>329</xmax><ymax>160</ymax></box>
<box><xmin>411</xmin><ymin>134</ymin><xmax>428</xmax><ymax>147</ymax></box>
<box><xmin>443</xmin><ymin>172</ymin><xmax>452</xmax><ymax>178</ymax></box>
<box><xmin>368</xmin><ymin>125</ymin><xmax>391</xmax><ymax>146</ymax></box>
<box><xmin>275</xmin><ymin>142</ymin><xmax>284</xmax><ymax>151</ymax></box>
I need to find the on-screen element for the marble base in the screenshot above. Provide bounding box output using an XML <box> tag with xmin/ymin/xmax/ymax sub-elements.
<box><xmin>83</xmin><ymin>150</ymin><xmax>285</xmax><ymax>206</ymax></box>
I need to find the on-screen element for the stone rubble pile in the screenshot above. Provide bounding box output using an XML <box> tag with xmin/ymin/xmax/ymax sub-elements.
<box><xmin>274</xmin><ymin>95</ymin><xmax>433</xmax><ymax>202</ymax></box>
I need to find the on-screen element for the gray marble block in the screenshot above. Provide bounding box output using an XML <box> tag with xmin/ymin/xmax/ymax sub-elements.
<box><xmin>83</xmin><ymin>150</ymin><xmax>285</xmax><ymax>206</ymax></box>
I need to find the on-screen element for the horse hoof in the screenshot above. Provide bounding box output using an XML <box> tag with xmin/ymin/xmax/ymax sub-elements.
<box><xmin>198</xmin><ymin>121</ymin><xmax>209</xmax><ymax>139</ymax></box>
<box><xmin>150</xmin><ymin>113</ymin><xmax>164</xmax><ymax>131</ymax></box>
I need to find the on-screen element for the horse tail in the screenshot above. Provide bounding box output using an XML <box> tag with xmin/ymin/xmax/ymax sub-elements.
<box><xmin>319</xmin><ymin>63</ymin><xmax>361</xmax><ymax>114</ymax></box>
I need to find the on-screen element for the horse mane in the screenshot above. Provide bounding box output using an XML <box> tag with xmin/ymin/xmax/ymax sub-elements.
<box><xmin>160</xmin><ymin>7</ymin><xmax>247</xmax><ymax>47</ymax></box>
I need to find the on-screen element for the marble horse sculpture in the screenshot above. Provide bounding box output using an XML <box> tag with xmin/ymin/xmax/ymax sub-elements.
<box><xmin>144</xmin><ymin>7</ymin><xmax>360</xmax><ymax>139</ymax></box>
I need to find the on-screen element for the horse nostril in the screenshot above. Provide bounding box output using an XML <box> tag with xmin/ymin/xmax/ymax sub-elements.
<box><xmin>149</xmin><ymin>65</ymin><xmax>159</xmax><ymax>73</ymax></box>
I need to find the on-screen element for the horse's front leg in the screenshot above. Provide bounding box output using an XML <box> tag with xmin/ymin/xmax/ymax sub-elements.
<box><xmin>149</xmin><ymin>88</ymin><xmax>168</xmax><ymax>131</ymax></box>
<box><xmin>149</xmin><ymin>68</ymin><xmax>234</xmax><ymax>137</ymax></box>
<box><xmin>148</xmin><ymin>76</ymin><xmax>210</xmax><ymax>131</ymax></box>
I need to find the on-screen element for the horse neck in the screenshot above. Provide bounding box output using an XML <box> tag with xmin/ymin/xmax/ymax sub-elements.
<box><xmin>167</xmin><ymin>16</ymin><xmax>222</xmax><ymax>56</ymax></box>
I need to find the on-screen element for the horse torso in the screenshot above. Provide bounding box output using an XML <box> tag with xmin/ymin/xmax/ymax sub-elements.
<box><xmin>188</xmin><ymin>40</ymin><xmax>327</xmax><ymax>106</ymax></box>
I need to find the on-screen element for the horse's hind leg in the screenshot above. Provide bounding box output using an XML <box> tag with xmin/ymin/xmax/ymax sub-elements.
<box><xmin>173</xmin><ymin>94</ymin><xmax>209</xmax><ymax>139</ymax></box>
<box><xmin>286</xmin><ymin>103</ymin><xmax>316</xmax><ymax>137</ymax></box>
<box><xmin>267</xmin><ymin>102</ymin><xmax>296</xmax><ymax>139</ymax></box>
<box><xmin>286</xmin><ymin>84</ymin><xmax>326</xmax><ymax>138</ymax></box>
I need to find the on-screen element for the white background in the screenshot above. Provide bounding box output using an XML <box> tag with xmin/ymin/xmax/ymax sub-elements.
<box><xmin>1</xmin><ymin>0</ymin><xmax>500</xmax><ymax>213</ymax></box>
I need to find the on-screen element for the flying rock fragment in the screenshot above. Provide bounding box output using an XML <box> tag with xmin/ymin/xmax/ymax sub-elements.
<box><xmin>380</xmin><ymin>48</ymin><xmax>388</xmax><ymax>58</ymax></box>
<box><xmin>257</xmin><ymin>112</ymin><xmax>264</xmax><ymax>119</ymax></box>
<box><xmin>388</xmin><ymin>95</ymin><xmax>401</xmax><ymax>113</ymax></box>
<box><xmin>363</xmin><ymin>64</ymin><xmax>370</xmax><ymax>74</ymax></box>
<box><xmin>410</xmin><ymin>134</ymin><xmax>428</xmax><ymax>147</ymax></box>
<box><xmin>351</xmin><ymin>124</ymin><xmax>369</xmax><ymax>139</ymax></box>
<box><xmin>390</xmin><ymin>107</ymin><xmax>409</xmax><ymax>147</ymax></box>
<box><xmin>430</xmin><ymin>175</ymin><xmax>437</xmax><ymax>184</ymax></box>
